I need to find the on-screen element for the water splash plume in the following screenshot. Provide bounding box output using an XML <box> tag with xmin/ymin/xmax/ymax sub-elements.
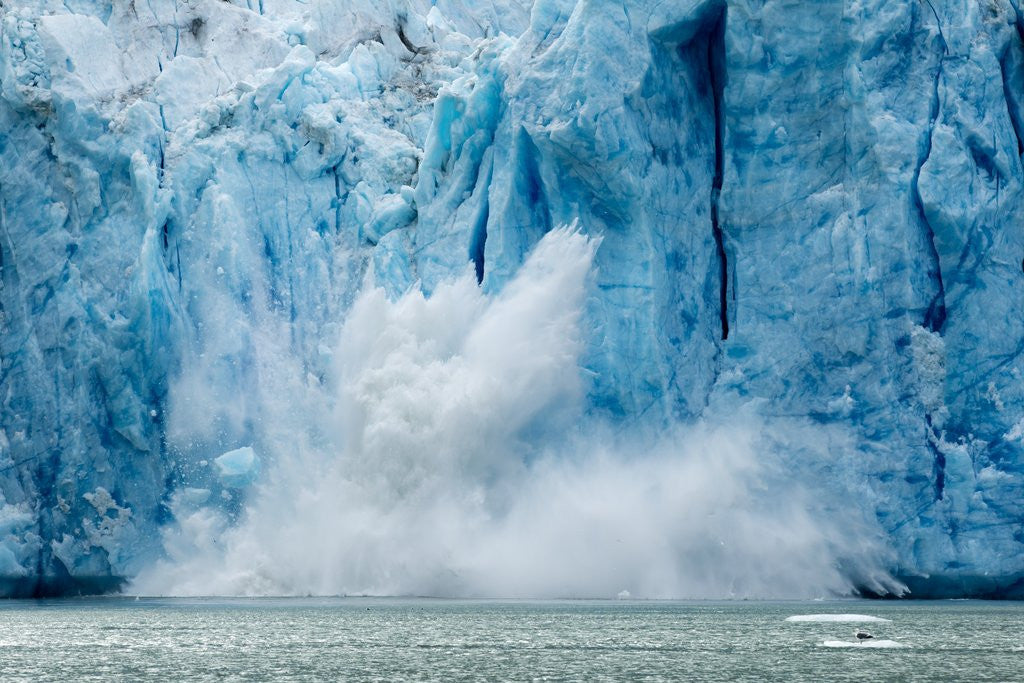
<box><xmin>133</xmin><ymin>227</ymin><xmax>901</xmax><ymax>598</ymax></box>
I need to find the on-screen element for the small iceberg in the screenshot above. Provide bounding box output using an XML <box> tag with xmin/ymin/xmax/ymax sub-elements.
<box><xmin>821</xmin><ymin>639</ymin><xmax>906</xmax><ymax>649</ymax></box>
<box><xmin>786</xmin><ymin>614</ymin><xmax>891</xmax><ymax>623</ymax></box>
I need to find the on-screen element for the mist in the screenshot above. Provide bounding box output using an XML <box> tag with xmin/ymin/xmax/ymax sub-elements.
<box><xmin>132</xmin><ymin>228</ymin><xmax>902</xmax><ymax>599</ymax></box>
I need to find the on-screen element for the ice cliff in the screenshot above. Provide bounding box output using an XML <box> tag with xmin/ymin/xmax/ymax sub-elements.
<box><xmin>1</xmin><ymin>0</ymin><xmax>1024</xmax><ymax>598</ymax></box>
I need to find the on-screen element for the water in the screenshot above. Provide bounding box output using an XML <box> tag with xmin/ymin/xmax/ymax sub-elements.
<box><xmin>0</xmin><ymin>599</ymin><xmax>1020</xmax><ymax>681</ymax></box>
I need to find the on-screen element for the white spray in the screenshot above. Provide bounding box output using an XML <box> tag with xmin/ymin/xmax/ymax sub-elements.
<box><xmin>133</xmin><ymin>227</ymin><xmax>901</xmax><ymax>598</ymax></box>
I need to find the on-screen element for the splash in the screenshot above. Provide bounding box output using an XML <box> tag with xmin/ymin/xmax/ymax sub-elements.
<box><xmin>133</xmin><ymin>227</ymin><xmax>900</xmax><ymax>598</ymax></box>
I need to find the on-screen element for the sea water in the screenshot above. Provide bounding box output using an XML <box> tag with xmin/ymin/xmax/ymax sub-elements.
<box><xmin>0</xmin><ymin>599</ymin><xmax>1020</xmax><ymax>681</ymax></box>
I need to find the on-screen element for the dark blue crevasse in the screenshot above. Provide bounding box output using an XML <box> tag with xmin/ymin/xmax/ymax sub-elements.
<box><xmin>468</xmin><ymin>155</ymin><xmax>494</xmax><ymax>286</ymax></box>
<box><xmin>926</xmin><ymin>414</ymin><xmax>946</xmax><ymax>500</ymax></box>
<box><xmin>1000</xmin><ymin>1</ymin><xmax>1024</xmax><ymax>157</ymax></box>
<box><xmin>706</xmin><ymin>8</ymin><xmax>728</xmax><ymax>341</ymax></box>
<box><xmin>677</xmin><ymin>2</ymin><xmax>728</xmax><ymax>341</ymax></box>
<box><xmin>915</xmin><ymin>0</ymin><xmax>948</xmax><ymax>334</ymax></box>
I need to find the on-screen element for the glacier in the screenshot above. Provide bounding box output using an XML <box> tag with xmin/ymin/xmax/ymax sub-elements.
<box><xmin>0</xmin><ymin>0</ymin><xmax>1023</xmax><ymax>598</ymax></box>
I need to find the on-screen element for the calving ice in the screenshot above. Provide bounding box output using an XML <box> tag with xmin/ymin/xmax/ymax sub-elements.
<box><xmin>132</xmin><ymin>227</ymin><xmax>897</xmax><ymax>598</ymax></box>
<box><xmin>0</xmin><ymin>0</ymin><xmax>1022</xmax><ymax>598</ymax></box>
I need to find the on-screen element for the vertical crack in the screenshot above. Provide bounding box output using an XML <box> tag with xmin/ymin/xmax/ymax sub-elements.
<box><xmin>707</xmin><ymin>9</ymin><xmax>728</xmax><ymax>340</ymax></box>
<box><xmin>172</xmin><ymin>0</ymin><xmax>180</xmax><ymax>58</ymax></box>
<box><xmin>157</xmin><ymin>103</ymin><xmax>168</xmax><ymax>182</ymax></box>
<box><xmin>469</xmin><ymin>156</ymin><xmax>494</xmax><ymax>286</ymax></box>
<box><xmin>1001</xmin><ymin>2</ymin><xmax>1024</xmax><ymax>158</ymax></box>
<box><xmin>470</xmin><ymin>204</ymin><xmax>489</xmax><ymax>285</ymax></box>
<box><xmin>175</xmin><ymin>241</ymin><xmax>182</xmax><ymax>291</ymax></box>
<box><xmin>916</xmin><ymin>2</ymin><xmax>948</xmax><ymax>500</ymax></box>
<box><xmin>332</xmin><ymin>163</ymin><xmax>346</xmax><ymax>234</ymax></box>
<box><xmin>913</xmin><ymin>3</ymin><xmax>947</xmax><ymax>334</ymax></box>
<box><xmin>926</xmin><ymin>415</ymin><xmax>946</xmax><ymax>500</ymax></box>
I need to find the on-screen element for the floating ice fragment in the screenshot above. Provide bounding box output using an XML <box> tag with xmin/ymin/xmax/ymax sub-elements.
<box><xmin>181</xmin><ymin>488</ymin><xmax>211</xmax><ymax>506</ymax></box>
<box><xmin>820</xmin><ymin>640</ymin><xmax>905</xmax><ymax>649</ymax></box>
<box><xmin>83</xmin><ymin>487</ymin><xmax>117</xmax><ymax>516</ymax></box>
<box><xmin>786</xmin><ymin>614</ymin><xmax>891</xmax><ymax>623</ymax></box>
<box><xmin>214</xmin><ymin>447</ymin><xmax>260</xmax><ymax>488</ymax></box>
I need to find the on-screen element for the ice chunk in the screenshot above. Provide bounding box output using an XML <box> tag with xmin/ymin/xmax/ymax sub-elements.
<box><xmin>36</xmin><ymin>15</ymin><xmax>129</xmax><ymax>99</ymax></box>
<box><xmin>181</xmin><ymin>488</ymin><xmax>212</xmax><ymax>507</ymax></box>
<box><xmin>153</xmin><ymin>56</ymin><xmax>233</xmax><ymax>131</ymax></box>
<box><xmin>0</xmin><ymin>544</ymin><xmax>26</xmax><ymax>578</ymax></box>
<box><xmin>786</xmin><ymin>615</ymin><xmax>892</xmax><ymax>623</ymax></box>
<box><xmin>214</xmin><ymin>448</ymin><xmax>260</xmax><ymax>489</ymax></box>
<box><xmin>820</xmin><ymin>640</ymin><xmax>906</xmax><ymax>649</ymax></box>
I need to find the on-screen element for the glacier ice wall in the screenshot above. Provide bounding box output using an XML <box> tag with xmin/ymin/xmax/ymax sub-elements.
<box><xmin>0</xmin><ymin>0</ymin><xmax>1023</xmax><ymax>597</ymax></box>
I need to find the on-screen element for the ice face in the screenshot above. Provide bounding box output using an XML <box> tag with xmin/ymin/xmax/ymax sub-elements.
<box><xmin>0</xmin><ymin>0</ymin><xmax>1022</xmax><ymax>597</ymax></box>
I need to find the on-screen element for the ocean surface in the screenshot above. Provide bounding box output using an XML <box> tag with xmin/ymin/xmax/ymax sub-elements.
<box><xmin>0</xmin><ymin>598</ymin><xmax>1020</xmax><ymax>681</ymax></box>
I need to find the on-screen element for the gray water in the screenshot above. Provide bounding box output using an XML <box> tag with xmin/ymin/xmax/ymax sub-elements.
<box><xmin>0</xmin><ymin>598</ymin><xmax>1020</xmax><ymax>681</ymax></box>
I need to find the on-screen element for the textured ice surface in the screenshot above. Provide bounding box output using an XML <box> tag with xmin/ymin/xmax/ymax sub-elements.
<box><xmin>1</xmin><ymin>0</ymin><xmax>1023</xmax><ymax>596</ymax></box>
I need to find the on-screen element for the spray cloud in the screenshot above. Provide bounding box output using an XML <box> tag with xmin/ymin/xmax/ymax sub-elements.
<box><xmin>133</xmin><ymin>227</ymin><xmax>900</xmax><ymax>598</ymax></box>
